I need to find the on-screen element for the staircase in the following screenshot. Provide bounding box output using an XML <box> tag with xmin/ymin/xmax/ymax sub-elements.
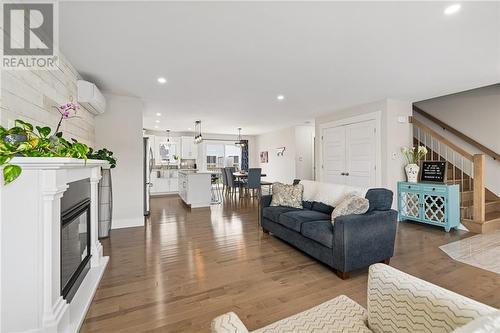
<box><xmin>411</xmin><ymin>109</ymin><xmax>500</xmax><ymax>233</ymax></box>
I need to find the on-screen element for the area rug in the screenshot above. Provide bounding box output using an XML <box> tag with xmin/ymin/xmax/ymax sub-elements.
<box><xmin>440</xmin><ymin>231</ymin><xmax>500</xmax><ymax>275</ymax></box>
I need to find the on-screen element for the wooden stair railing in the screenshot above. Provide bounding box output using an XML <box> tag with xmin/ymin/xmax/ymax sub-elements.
<box><xmin>409</xmin><ymin>116</ymin><xmax>486</xmax><ymax>224</ymax></box>
<box><xmin>413</xmin><ymin>105</ymin><xmax>500</xmax><ymax>161</ymax></box>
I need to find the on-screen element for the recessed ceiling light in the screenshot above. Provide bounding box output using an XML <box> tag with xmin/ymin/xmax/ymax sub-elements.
<box><xmin>188</xmin><ymin>127</ymin><xmax>192</xmax><ymax>130</ymax></box>
<box><xmin>155</xmin><ymin>120</ymin><xmax>160</xmax><ymax>123</ymax></box>
<box><xmin>157</xmin><ymin>77</ymin><xmax>167</xmax><ymax>84</ymax></box>
<box><xmin>444</xmin><ymin>4</ymin><xmax>461</xmax><ymax>15</ymax></box>
<box><xmin>154</xmin><ymin>125</ymin><xmax>159</xmax><ymax>129</ymax></box>
<box><xmin>277</xmin><ymin>95</ymin><xmax>285</xmax><ymax>101</ymax></box>
<box><xmin>156</xmin><ymin>112</ymin><xmax>162</xmax><ymax>116</ymax></box>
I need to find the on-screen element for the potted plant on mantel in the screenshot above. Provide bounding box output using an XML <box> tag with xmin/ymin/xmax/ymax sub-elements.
<box><xmin>0</xmin><ymin>101</ymin><xmax>118</xmax><ymax>238</ymax></box>
<box><xmin>0</xmin><ymin>101</ymin><xmax>116</xmax><ymax>185</ymax></box>
<box><xmin>402</xmin><ymin>145</ymin><xmax>428</xmax><ymax>183</ymax></box>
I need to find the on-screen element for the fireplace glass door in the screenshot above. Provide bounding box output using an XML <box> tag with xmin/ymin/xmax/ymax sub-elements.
<box><xmin>61</xmin><ymin>198</ymin><xmax>91</xmax><ymax>301</ymax></box>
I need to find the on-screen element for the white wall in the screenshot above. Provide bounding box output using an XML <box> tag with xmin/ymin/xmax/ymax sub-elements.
<box><xmin>415</xmin><ymin>84</ymin><xmax>500</xmax><ymax>153</ymax></box>
<box><xmin>254</xmin><ymin>125</ymin><xmax>314</xmax><ymax>184</ymax></box>
<box><xmin>294</xmin><ymin>125</ymin><xmax>315</xmax><ymax>181</ymax></box>
<box><xmin>385</xmin><ymin>99</ymin><xmax>413</xmax><ymax>194</ymax></box>
<box><xmin>315</xmin><ymin>99</ymin><xmax>412</xmax><ymax>196</ymax></box>
<box><xmin>255</xmin><ymin>127</ymin><xmax>296</xmax><ymax>183</ymax></box>
<box><xmin>0</xmin><ymin>55</ymin><xmax>95</xmax><ymax>145</ymax></box>
<box><xmin>414</xmin><ymin>85</ymin><xmax>500</xmax><ymax>196</ymax></box>
<box><xmin>95</xmin><ymin>94</ymin><xmax>144</xmax><ymax>229</ymax></box>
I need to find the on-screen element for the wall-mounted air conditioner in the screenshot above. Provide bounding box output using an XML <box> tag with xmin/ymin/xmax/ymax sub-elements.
<box><xmin>77</xmin><ymin>80</ymin><xmax>106</xmax><ymax>115</ymax></box>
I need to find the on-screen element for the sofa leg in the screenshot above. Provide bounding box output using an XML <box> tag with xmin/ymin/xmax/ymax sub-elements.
<box><xmin>335</xmin><ymin>270</ymin><xmax>350</xmax><ymax>280</ymax></box>
<box><xmin>262</xmin><ymin>228</ymin><xmax>269</xmax><ymax>234</ymax></box>
<box><xmin>381</xmin><ymin>258</ymin><xmax>391</xmax><ymax>265</ymax></box>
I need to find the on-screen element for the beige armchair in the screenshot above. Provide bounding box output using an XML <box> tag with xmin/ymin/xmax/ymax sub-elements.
<box><xmin>212</xmin><ymin>264</ymin><xmax>497</xmax><ymax>333</ymax></box>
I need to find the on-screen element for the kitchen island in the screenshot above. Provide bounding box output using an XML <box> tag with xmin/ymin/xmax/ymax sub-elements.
<box><xmin>178</xmin><ymin>170</ymin><xmax>212</xmax><ymax>208</ymax></box>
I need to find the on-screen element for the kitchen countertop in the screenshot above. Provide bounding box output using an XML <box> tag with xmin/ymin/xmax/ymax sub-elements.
<box><xmin>178</xmin><ymin>170</ymin><xmax>213</xmax><ymax>175</ymax></box>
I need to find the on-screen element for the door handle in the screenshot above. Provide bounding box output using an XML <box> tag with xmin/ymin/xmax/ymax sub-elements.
<box><xmin>345</xmin><ymin>172</ymin><xmax>349</xmax><ymax>176</ymax></box>
<box><xmin>340</xmin><ymin>172</ymin><xmax>346</xmax><ymax>176</ymax></box>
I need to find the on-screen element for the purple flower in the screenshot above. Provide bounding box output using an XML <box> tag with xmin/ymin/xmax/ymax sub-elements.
<box><xmin>58</xmin><ymin>102</ymin><xmax>79</xmax><ymax>115</ymax></box>
<box><xmin>62</xmin><ymin>111</ymin><xmax>70</xmax><ymax>118</ymax></box>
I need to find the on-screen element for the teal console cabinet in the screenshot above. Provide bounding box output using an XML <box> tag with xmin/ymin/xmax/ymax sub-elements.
<box><xmin>397</xmin><ymin>182</ymin><xmax>460</xmax><ymax>232</ymax></box>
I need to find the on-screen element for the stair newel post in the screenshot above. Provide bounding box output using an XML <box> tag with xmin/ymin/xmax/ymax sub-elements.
<box><xmin>473</xmin><ymin>154</ymin><xmax>485</xmax><ymax>222</ymax></box>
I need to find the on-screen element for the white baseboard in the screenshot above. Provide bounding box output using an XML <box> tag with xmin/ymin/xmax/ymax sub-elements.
<box><xmin>111</xmin><ymin>217</ymin><xmax>144</xmax><ymax>229</ymax></box>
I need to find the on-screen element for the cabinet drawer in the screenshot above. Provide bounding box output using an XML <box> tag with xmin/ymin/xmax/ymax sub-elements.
<box><xmin>399</xmin><ymin>183</ymin><xmax>421</xmax><ymax>191</ymax></box>
<box><xmin>422</xmin><ymin>186</ymin><xmax>446</xmax><ymax>194</ymax></box>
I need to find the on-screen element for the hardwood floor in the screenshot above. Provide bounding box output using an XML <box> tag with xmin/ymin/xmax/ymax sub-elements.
<box><xmin>81</xmin><ymin>195</ymin><xmax>500</xmax><ymax>333</ymax></box>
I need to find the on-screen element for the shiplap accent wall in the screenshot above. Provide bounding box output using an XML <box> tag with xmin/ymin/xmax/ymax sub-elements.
<box><xmin>0</xmin><ymin>55</ymin><xmax>96</xmax><ymax>146</ymax></box>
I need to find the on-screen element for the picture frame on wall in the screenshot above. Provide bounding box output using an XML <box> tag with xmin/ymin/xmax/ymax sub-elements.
<box><xmin>260</xmin><ymin>151</ymin><xmax>268</xmax><ymax>163</ymax></box>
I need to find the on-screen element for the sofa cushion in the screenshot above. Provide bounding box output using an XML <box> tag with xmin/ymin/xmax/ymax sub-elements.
<box><xmin>263</xmin><ymin>206</ymin><xmax>301</xmax><ymax>223</ymax></box>
<box><xmin>365</xmin><ymin>188</ymin><xmax>393</xmax><ymax>212</ymax></box>
<box><xmin>312</xmin><ymin>201</ymin><xmax>334</xmax><ymax>215</ymax></box>
<box><xmin>278</xmin><ymin>210</ymin><xmax>331</xmax><ymax>232</ymax></box>
<box><xmin>301</xmin><ymin>221</ymin><xmax>334</xmax><ymax>248</ymax></box>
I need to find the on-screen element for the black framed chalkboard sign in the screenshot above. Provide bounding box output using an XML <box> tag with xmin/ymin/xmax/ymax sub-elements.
<box><xmin>420</xmin><ymin>161</ymin><xmax>447</xmax><ymax>183</ymax></box>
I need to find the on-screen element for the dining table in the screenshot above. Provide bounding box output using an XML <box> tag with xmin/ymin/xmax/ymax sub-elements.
<box><xmin>232</xmin><ymin>171</ymin><xmax>272</xmax><ymax>196</ymax></box>
<box><xmin>232</xmin><ymin>171</ymin><xmax>267</xmax><ymax>179</ymax></box>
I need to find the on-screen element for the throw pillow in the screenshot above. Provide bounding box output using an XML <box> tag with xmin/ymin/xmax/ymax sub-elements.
<box><xmin>270</xmin><ymin>182</ymin><xmax>304</xmax><ymax>209</ymax></box>
<box><xmin>331</xmin><ymin>195</ymin><xmax>369</xmax><ymax>223</ymax></box>
<box><xmin>299</xmin><ymin>179</ymin><xmax>319</xmax><ymax>202</ymax></box>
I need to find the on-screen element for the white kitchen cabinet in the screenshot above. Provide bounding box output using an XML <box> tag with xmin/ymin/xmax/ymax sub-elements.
<box><xmin>181</xmin><ymin>136</ymin><xmax>198</xmax><ymax>159</ymax></box>
<box><xmin>150</xmin><ymin>169</ymin><xmax>179</xmax><ymax>195</ymax></box>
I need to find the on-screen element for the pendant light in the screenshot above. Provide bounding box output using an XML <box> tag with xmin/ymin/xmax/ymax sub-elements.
<box><xmin>194</xmin><ymin>120</ymin><xmax>203</xmax><ymax>144</ymax></box>
<box><xmin>235</xmin><ymin>128</ymin><xmax>246</xmax><ymax>147</ymax></box>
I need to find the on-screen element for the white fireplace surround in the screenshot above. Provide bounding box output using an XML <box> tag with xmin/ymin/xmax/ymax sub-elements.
<box><xmin>0</xmin><ymin>157</ymin><xmax>110</xmax><ymax>333</ymax></box>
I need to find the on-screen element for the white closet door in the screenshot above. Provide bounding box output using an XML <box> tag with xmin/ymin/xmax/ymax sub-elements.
<box><xmin>345</xmin><ymin>120</ymin><xmax>376</xmax><ymax>187</ymax></box>
<box><xmin>322</xmin><ymin>126</ymin><xmax>346</xmax><ymax>184</ymax></box>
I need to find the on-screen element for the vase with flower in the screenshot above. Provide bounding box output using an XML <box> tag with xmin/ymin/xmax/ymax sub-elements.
<box><xmin>401</xmin><ymin>146</ymin><xmax>428</xmax><ymax>183</ymax></box>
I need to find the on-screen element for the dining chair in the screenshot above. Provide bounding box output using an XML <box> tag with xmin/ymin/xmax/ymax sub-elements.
<box><xmin>245</xmin><ymin>168</ymin><xmax>262</xmax><ymax>197</ymax></box>
<box><xmin>224</xmin><ymin>168</ymin><xmax>241</xmax><ymax>196</ymax></box>
<box><xmin>221</xmin><ymin>167</ymin><xmax>228</xmax><ymax>193</ymax></box>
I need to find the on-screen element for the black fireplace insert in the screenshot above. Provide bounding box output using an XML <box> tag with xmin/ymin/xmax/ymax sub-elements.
<box><xmin>60</xmin><ymin>198</ymin><xmax>91</xmax><ymax>302</ymax></box>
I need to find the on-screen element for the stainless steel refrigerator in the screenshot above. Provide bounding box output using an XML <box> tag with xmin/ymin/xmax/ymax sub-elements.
<box><xmin>143</xmin><ymin>137</ymin><xmax>154</xmax><ymax>216</ymax></box>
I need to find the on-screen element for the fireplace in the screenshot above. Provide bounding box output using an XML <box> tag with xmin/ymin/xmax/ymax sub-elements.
<box><xmin>61</xmin><ymin>179</ymin><xmax>92</xmax><ymax>302</ymax></box>
<box><xmin>1</xmin><ymin>158</ymin><xmax>109</xmax><ymax>333</ymax></box>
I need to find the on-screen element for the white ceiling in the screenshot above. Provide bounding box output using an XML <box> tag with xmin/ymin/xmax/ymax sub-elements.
<box><xmin>59</xmin><ymin>1</ymin><xmax>500</xmax><ymax>135</ymax></box>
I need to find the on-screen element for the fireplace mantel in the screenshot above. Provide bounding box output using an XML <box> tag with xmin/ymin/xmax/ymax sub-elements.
<box><xmin>0</xmin><ymin>157</ymin><xmax>110</xmax><ymax>333</ymax></box>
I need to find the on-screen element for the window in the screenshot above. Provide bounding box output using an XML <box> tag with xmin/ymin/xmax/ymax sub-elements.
<box><xmin>206</xmin><ymin>144</ymin><xmax>225</xmax><ymax>170</ymax></box>
<box><xmin>225</xmin><ymin>144</ymin><xmax>241</xmax><ymax>169</ymax></box>
<box><xmin>158</xmin><ymin>142</ymin><xmax>178</xmax><ymax>164</ymax></box>
<box><xmin>205</xmin><ymin>143</ymin><xmax>242</xmax><ymax>170</ymax></box>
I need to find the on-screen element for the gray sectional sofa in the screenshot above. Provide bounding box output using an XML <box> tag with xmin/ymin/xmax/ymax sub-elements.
<box><xmin>260</xmin><ymin>188</ymin><xmax>398</xmax><ymax>279</ymax></box>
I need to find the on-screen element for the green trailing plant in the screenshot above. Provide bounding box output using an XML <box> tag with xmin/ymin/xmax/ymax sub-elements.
<box><xmin>87</xmin><ymin>148</ymin><xmax>117</xmax><ymax>168</ymax></box>
<box><xmin>0</xmin><ymin>119</ymin><xmax>93</xmax><ymax>185</ymax></box>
